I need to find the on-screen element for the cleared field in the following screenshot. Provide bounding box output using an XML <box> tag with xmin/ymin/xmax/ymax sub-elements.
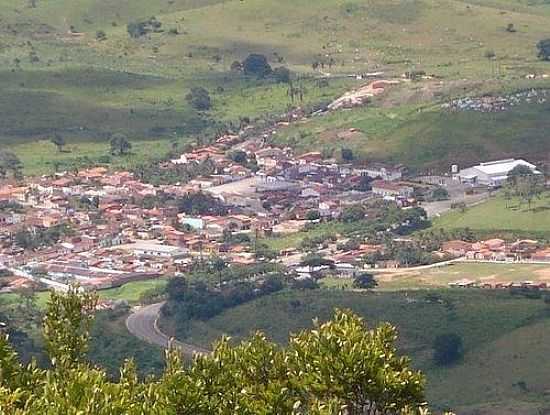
<box><xmin>97</xmin><ymin>278</ymin><xmax>168</xmax><ymax>303</ymax></box>
<box><xmin>433</xmin><ymin>193</ymin><xmax>550</xmax><ymax>235</ymax></box>
<box><xmin>377</xmin><ymin>262</ymin><xmax>550</xmax><ymax>290</ymax></box>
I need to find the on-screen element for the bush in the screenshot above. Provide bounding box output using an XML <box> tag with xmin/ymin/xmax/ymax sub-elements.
<box><xmin>433</xmin><ymin>333</ymin><xmax>463</xmax><ymax>366</ymax></box>
<box><xmin>537</xmin><ymin>38</ymin><xmax>550</xmax><ymax>60</ymax></box>
<box><xmin>431</xmin><ymin>187</ymin><xmax>449</xmax><ymax>201</ymax></box>
<box><xmin>243</xmin><ymin>54</ymin><xmax>272</xmax><ymax>78</ymax></box>
<box><xmin>272</xmin><ymin>66</ymin><xmax>291</xmax><ymax>83</ymax></box>
<box><xmin>185</xmin><ymin>87</ymin><xmax>211</xmax><ymax>111</ymax></box>
<box><xmin>341</xmin><ymin>147</ymin><xmax>354</xmax><ymax>162</ymax></box>
<box><xmin>353</xmin><ymin>273</ymin><xmax>377</xmax><ymax>290</ymax></box>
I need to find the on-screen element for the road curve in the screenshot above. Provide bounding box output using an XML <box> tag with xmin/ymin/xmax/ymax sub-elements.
<box><xmin>126</xmin><ymin>302</ymin><xmax>210</xmax><ymax>357</ymax></box>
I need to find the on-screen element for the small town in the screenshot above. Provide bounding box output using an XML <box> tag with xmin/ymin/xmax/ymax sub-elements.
<box><xmin>1</xmin><ymin>131</ymin><xmax>548</xmax><ymax>298</ymax></box>
<box><xmin>3</xmin><ymin>1</ymin><xmax>550</xmax><ymax>413</ymax></box>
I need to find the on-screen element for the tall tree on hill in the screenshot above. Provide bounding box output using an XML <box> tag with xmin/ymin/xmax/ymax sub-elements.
<box><xmin>242</xmin><ymin>54</ymin><xmax>272</xmax><ymax>78</ymax></box>
<box><xmin>210</xmin><ymin>256</ymin><xmax>227</xmax><ymax>287</ymax></box>
<box><xmin>50</xmin><ymin>134</ymin><xmax>66</xmax><ymax>153</ymax></box>
<box><xmin>537</xmin><ymin>38</ymin><xmax>550</xmax><ymax>61</ymax></box>
<box><xmin>109</xmin><ymin>133</ymin><xmax>132</xmax><ymax>156</ymax></box>
<box><xmin>185</xmin><ymin>87</ymin><xmax>212</xmax><ymax>111</ymax></box>
<box><xmin>507</xmin><ymin>164</ymin><xmax>543</xmax><ymax>209</ymax></box>
<box><xmin>0</xmin><ymin>150</ymin><xmax>23</xmax><ymax>180</ymax></box>
<box><xmin>353</xmin><ymin>273</ymin><xmax>378</xmax><ymax>290</ymax></box>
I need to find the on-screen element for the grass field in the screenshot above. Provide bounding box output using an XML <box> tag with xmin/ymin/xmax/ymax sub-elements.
<box><xmin>1</xmin><ymin>0</ymin><xmax>550</xmax><ymax>173</ymax></box>
<box><xmin>375</xmin><ymin>262</ymin><xmax>550</xmax><ymax>290</ymax></box>
<box><xmin>171</xmin><ymin>289</ymin><xmax>550</xmax><ymax>413</ymax></box>
<box><xmin>0</xmin><ymin>278</ymin><xmax>168</xmax><ymax>309</ymax></box>
<box><xmin>433</xmin><ymin>192</ymin><xmax>550</xmax><ymax>236</ymax></box>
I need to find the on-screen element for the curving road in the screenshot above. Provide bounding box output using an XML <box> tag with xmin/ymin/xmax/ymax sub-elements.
<box><xmin>126</xmin><ymin>302</ymin><xmax>210</xmax><ymax>357</ymax></box>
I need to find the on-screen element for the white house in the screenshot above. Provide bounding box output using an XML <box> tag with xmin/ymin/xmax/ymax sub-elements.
<box><xmin>457</xmin><ymin>159</ymin><xmax>540</xmax><ymax>187</ymax></box>
<box><xmin>124</xmin><ymin>242</ymin><xmax>187</xmax><ymax>259</ymax></box>
<box><xmin>371</xmin><ymin>180</ymin><xmax>414</xmax><ymax>199</ymax></box>
<box><xmin>354</xmin><ymin>164</ymin><xmax>403</xmax><ymax>181</ymax></box>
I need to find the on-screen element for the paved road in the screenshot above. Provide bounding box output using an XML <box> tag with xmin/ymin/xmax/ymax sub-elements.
<box><xmin>126</xmin><ymin>302</ymin><xmax>210</xmax><ymax>357</ymax></box>
<box><xmin>422</xmin><ymin>192</ymin><xmax>490</xmax><ymax>218</ymax></box>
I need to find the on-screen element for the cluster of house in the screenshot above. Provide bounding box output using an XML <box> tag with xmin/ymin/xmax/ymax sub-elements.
<box><xmin>2</xmin><ymin>131</ymin><xmax>546</xmax><ymax>294</ymax></box>
<box><xmin>0</xmin><ymin>134</ymin><xmax>419</xmax><ymax>292</ymax></box>
<box><xmin>441</xmin><ymin>239</ymin><xmax>550</xmax><ymax>263</ymax></box>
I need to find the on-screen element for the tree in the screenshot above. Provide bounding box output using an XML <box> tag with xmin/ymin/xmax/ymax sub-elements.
<box><xmin>210</xmin><ymin>256</ymin><xmax>227</xmax><ymax>287</ymax></box>
<box><xmin>537</xmin><ymin>38</ymin><xmax>550</xmax><ymax>61</ymax></box>
<box><xmin>354</xmin><ymin>175</ymin><xmax>373</xmax><ymax>192</ymax></box>
<box><xmin>341</xmin><ymin>147</ymin><xmax>354</xmax><ymax>162</ymax></box>
<box><xmin>43</xmin><ymin>287</ymin><xmax>97</xmax><ymax>367</ymax></box>
<box><xmin>484</xmin><ymin>49</ymin><xmax>496</xmax><ymax>60</ymax></box>
<box><xmin>127</xmin><ymin>21</ymin><xmax>147</xmax><ymax>38</ymax></box>
<box><xmin>110</xmin><ymin>133</ymin><xmax>132</xmax><ymax>156</ymax></box>
<box><xmin>95</xmin><ymin>30</ymin><xmax>107</xmax><ymax>41</ymax></box>
<box><xmin>0</xmin><ymin>150</ymin><xmax>23</xmax><ymax>179</ymax></box>
<box><xmin>431</xmin><ymin>187</ymin><xmax>449</xmax><ymax>201</ymax></box>
<box><xmin>305</xmin><ymin>210</ymin><xmax>321</xmax><ymax>221</ymax></box>
<box><xmin>507</xmin><ymin>165</ymin><xmax>543</xmax><ymax>209</ymax></box>
<box><xmin>433</xmin><ymin>333</ymin><xmax>463</xmax><ymax>366</ymax></box>
<box><xmin>242</xmin><ymin>54</ymin><xmax>272</xmax><ymax>78</ymax></box>
<box><xmin>166</xmin><ymin>276</ymin><xmax>188</xmax><ymax>302</ymax></box>
<box><xmin>507</xmin><ymin>164</ymin><xmax>535</xmax><ymax>185</ymax></box>
<box><xmin>50</xmin><ymin>134</ymin><xmax>66</xmax><ymax>153</ymax></box>
<box><xmin>186</xmin><ymin>87</ymin><xmax>211</xmax><ymax>111</ymax></box>
<box><xmin>353</xmin><ymin>273</ymin><xmax>378</xmax><ymax>290</ymax></box>
<box><xmin>300</xmin><ymin>254</ymin><xmax>334</xmax><ymax>269</ymax></box>
<box><xmin>272</xmin><ymin>66</ymin><xmax>291</xmax><ymax>83</ymax></box>
<box><xmin>227</xmin><ymin>150</ymin><xmax>247</xmax><ymax>164</ymax></box>
<box><xmin>341</xmin><ymin>204</ymin><xmax>366</xmax><ymax>223</ymax></box>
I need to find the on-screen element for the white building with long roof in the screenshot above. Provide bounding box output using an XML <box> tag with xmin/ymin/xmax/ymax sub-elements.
<box><xmin>457</xmin><ymin>159</ymin><xmax>540</xmax><ymax>187</ymax></box>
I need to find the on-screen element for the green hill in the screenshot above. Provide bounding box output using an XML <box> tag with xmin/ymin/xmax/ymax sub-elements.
<box><xmin>165</xmin><ymin>289</ymin><xmax>550</xmax><ymax>414</ymax></box>
<box><xmin>1</xmin><ymin>0</ymin><xmax>550</xmax><ymax>173</ymax></box>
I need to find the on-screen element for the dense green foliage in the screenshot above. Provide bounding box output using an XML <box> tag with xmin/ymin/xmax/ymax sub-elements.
<box><xmin>537</xmin><ymin>38</ymin><xmax>550</xmax><ymax>60</ymax></box>
<box><xmin>0</xmin><ymin>289</ymin><xmax>429</xmax><ymax>414</ymax></box>
<box><xmin>177</xmin><ymin>192</ymin><xmax>228</xmax><ymax>215</ymax></box>
<box><xmin>162</xmin><ymin>262</ymin><xmax>287</xmax><ymax>337</ymax></box>
<box><xmin>14</xmin><ymin>224</ymin><xmax>74</xmax><ymax>250</ymax></box>
<box><xmin>432</xmin><ymin>334</ymin><xmax>464</xmax><ymax>366</ymax></box>
<box><xmin>185</xmin><ymin>87</ymin><xmax>212</xmax><ymax>111</ymax></box>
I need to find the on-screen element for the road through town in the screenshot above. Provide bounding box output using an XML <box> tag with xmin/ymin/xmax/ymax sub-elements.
<box><xmin>126</xmin><ymin>302</ymin><xmax>210</xmax><ymax>357</ymax></box>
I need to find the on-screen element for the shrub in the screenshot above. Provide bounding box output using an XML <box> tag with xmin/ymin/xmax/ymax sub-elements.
<box><xmin>433</xmin><ymin>333</ymin><xmax>464</xmax><ymax>366</ymax></box>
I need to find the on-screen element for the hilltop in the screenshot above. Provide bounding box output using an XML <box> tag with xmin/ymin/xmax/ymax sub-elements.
<box><xmin>0</xmin><ymin>0</ymin><xmax>550</xmax><ymax>173</ymax></box>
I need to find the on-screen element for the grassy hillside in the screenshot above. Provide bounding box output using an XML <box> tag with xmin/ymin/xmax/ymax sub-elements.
<box><xmin>272</xmin><ymin>89</ymin><xmax>550</xmax><ymax>170</ymax></box>
<box><xmin>1</xmin><ymin>0</ymin><xmax>550</xmax><ymax>173</ymax></box>
<box><xmin>170</xmin><ymin>289</ymin><xmax>550</xmax><ymax>413</ymax></box>
<box><xmin>433</xmin><ymin>192</ymin><xmax>550</xmax><ymax>236</ymax></box>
